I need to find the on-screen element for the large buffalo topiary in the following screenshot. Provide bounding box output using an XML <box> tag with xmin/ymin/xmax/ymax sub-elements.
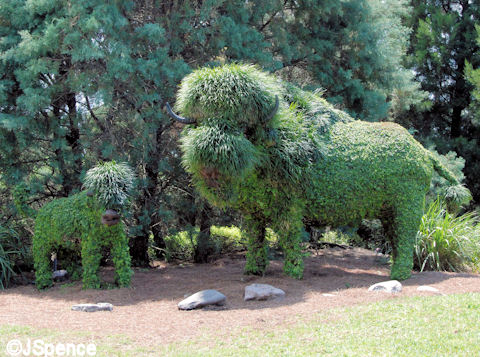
<box><xmin>166</xmin><ymin>64</ymin><xmax>470</xmax><ymax>280</ymax></box>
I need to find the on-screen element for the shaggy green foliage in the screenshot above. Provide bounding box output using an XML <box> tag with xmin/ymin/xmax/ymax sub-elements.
<box><xmin>174</xmin><ymin>64</ymin><xmax>470</xmax><ymax>280</ymax></box>
<box><xmin>414</xmin><ymin>199</ymin><xmax>480</xmax><ymax>272</ymax></box>
<box><xmin>175</xmin><ymin>64</ymin><xmax>282</xmax><ymax>126</ymax></box>
<box><xmin>82</xmin><ymin>161</ymin><xmax>135</xmax><ymax>210</ymax></box>
<box><xmin>181</xmin><ymin>122</ymin><xmax>261</xmax><ymax>179</ymax></box>
<box><xmin>33</xmin><ymin>193</ymin><xmax>132</xmax><ymax>290</ymax></box>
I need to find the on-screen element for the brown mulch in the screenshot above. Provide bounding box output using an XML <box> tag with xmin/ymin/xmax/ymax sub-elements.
<box><xmin>1</xmin><ymin>247</ymin><xmax>480</xmax><ymax>346</ymax></box>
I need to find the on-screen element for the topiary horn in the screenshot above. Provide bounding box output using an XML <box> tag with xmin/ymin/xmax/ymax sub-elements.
<box><xmin>165</xmin><ymin>103</ymin><xmax>196</xmax><ymax>124</ymax></box>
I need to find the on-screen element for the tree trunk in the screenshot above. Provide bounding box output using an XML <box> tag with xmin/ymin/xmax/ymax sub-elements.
<box><xmin>450</xmin><ymin>105</ymin><xmax>462</xmax><ymax>138</ymax></box>
<box><xmin>194</xmin><ymin>203</ymin><xmax>212</xmax><ymax>263</ymax></box>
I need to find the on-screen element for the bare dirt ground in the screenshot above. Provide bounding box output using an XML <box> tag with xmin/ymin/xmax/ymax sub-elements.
<box><xmin>1</xmin><ymin>247</ymin><xmax>480</xmax><ymax>346</ymax></box>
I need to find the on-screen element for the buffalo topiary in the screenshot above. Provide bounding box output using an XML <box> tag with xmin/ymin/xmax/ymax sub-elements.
<box><xmin>33</xmin><ymin>161</ymin><xmax>134</xmax><ymax>289</ymax></box>
<box><xmin>167</xmin><ymin>64</ymin><xmax>471</xmax><ymax>281</ymax></box>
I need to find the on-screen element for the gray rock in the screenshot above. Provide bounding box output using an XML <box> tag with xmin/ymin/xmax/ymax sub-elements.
<box><xmin>71</xmin><ymin>303</ymin><xmax>113</xmax><ymax>312</ymax></box>
<box><xmin>417</xmin><ymin>285</ymin><xmax>440</xmax><ymax>293</ymax></box>
<box><xmin>244</xmin><ymin>284</ymin><xmax>286</xmax><ymax>301</ymax></box>
<box><xmin>52</xmin><ymin>270</ymin><xmax>68</xmax><ymax>280</ymax></box>
<box><xmin>178</xmin><ymin>290</ymin><xmax>226</xmax><ymax>310</ymax></box>
<box><xmin>368</xmin><ymin>280</ymin><xmax>402</xmax><ymax>293</ymax></box>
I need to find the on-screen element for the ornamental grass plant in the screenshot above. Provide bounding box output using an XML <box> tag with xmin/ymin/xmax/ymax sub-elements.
<box><xmin>414</xmin><ymin>198</ymin><xmax>480</xmax><ymax>272</ymax></box>
<box><xmin>0</xmin><ymin>226</ymin><xmax>27</xmax><ymax>289</ymax></box>
<box><xmin>0</xmin><ymin>243</ymin><xmax>15</xmax><ymax>289</ymax></box>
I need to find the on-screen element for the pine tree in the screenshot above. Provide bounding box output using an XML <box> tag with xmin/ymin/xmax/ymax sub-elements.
<box><xmin>407</xmin><ymin>0</ymin><xmax>480</xmax><ymax>201</ymax></box>
<box><xmin>466</xmin><ymin>25</ymin><xmax>480</xmax><ymax>123</ymax></box>
<box><xmin>408</xmin><ymin>0</ymin><xmax>480</xmax><ymax>137</ymax></box>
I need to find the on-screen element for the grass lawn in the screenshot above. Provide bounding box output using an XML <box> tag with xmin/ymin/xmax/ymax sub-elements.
<box><xmin>1</xmin><ymin>293</ymin><xmax>479</xmax><ymax>356</ymax></box>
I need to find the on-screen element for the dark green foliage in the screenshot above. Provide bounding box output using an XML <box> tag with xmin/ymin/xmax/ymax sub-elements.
<box><xmin>173</xmin><ymin>64</ymin><xmax>469</xmax><ymax>280</ymax></box>
<box><xmin>466</xmin><ymin>25</ymin><xmax>480</xmax><ymax>123</ymax></box>
<box><xmin>12</xmin><ymin>183</ymin><xmax>36</xmax><ymax>219</ymax></box>
<box><xmin>33</xmin><ymin>191</ymin><xmax>132</xmax><ymax>289</ymax></box>
<box><xmin>406</xmin><ymin>1</ymin><xmax>480</xmax><ymax>202</ymax></box>
<box><xmin>427</xmin><ymin>149</ymin><xmax>468</xmax><ymax>204</ymax></box>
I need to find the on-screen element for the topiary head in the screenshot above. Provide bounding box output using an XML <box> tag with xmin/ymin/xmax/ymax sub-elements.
<box><xmin>82</xmin><ymin>161</ymin><xmax>135</xmax><ymax>215</ymax></box>
<box><xmin>167</xmin><ymin>64</ymin><xmax>282</xmax><ymax>205</ymax></box>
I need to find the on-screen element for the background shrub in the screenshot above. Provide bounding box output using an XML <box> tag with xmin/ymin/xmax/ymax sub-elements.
<box><xmin>161</xmin><ymin>225</ymin><xmax>282</xmax><ymax>262</ymax></box>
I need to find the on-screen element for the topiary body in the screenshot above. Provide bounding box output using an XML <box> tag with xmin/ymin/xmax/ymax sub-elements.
<box><xmin>33</xmin><ymin>162</ymin><xmax>134</xmax><ymax>289</ymax></box>
<box><xmin>169</xmin><ymin>64</ymin><xmax>469</xmax><ymax>280</ymax></box>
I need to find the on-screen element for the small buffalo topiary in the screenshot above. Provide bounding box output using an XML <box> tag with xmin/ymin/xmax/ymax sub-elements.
<box><xmin>33</xmin><ymin>161</ymin><xmax>134</xmax><ymax>289</ymax></box>
<box><xmin>167</xmin><ymin>64</ymin><xmax>471</xmax><ymax>281</ymax></box>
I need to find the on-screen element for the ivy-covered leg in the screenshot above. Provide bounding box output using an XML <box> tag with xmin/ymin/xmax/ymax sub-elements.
<box><xmin>276</xmin><ymin>216</ymin><xmax>304</xmax><ymax>279</ymax></box>
<box><xmin>388</xmin><ymin>194</ymin><xmax>423</xmax><ymax>281</ymax></box>
<box><xmin>81</xmin><ymin>233</ymin><xmax>102</xmax><ymax>289</ymax></box>
<box><xmin>109</xmin><ymin>224</ymin><xmax>133</xmax><ymax>287</ymax></box>
<box><xmin>33</xmin><ymin>234</ymin><xmax>54</xmax><ymax>289</ymax></box>
<box><xmin>244</xmin><ymin>217</ymin><xmax>269</xmax><ymax>276</ymax></box>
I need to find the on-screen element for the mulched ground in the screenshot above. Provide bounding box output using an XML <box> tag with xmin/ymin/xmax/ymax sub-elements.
<box><xmin>1</xmin><ymin>247</ymin><xmax>479</xmax><ymax>346</ymax></box>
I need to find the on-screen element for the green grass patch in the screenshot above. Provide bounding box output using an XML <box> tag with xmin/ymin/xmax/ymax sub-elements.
<box><xmin>1</xmin><ymin>293</ymin><xmax>479</xmax><ymax>356</ymax></box>
<box><xmin>162</xmin><ymin>293</ymin><xmax>480</xmax><ymax>356</ymax></box>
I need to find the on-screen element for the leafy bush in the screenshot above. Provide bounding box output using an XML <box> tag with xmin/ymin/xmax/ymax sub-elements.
<box><xmin>163</xmin><ymin>225</ymin><xmax>270</xmax><ymax>262</ymax></box>
<box><xmin>414</xmin><ymin>199</ymin><xmax>480</xmax><ymax>272</ymax></box>
<box><xmin>163</xmin><ymin>227</ymin><xmax>198</xmax><ymax>262</ymax></box>
<box><xmin>319</xmin><ymin>229</ymin><xmax>352</xmax><ymax>246</ymax></box>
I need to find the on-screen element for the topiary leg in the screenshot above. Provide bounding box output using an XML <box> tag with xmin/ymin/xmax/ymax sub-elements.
<box><xmin>276</xmin><ymin>217</ymin><xmax>304</xmax><ymax>279</ymax></box>
<box><xmin>109</xmin><ymin>225</ymin><xmax>133</xmax><ymax>287</ymax></box>
<box><xmin>387</xmin><ymin>195</ymin><xmax>424</xmax><ymax>281</ymax></box>
<box><xmin>244</xmin><ymin>217</ymin><xmax>269</xmax><ymax>276</ymax></box>
<box><xmin>33</xmin><ymin>233</ymin><xmax>54</xmax><ymax>289</ymax></box>
<box><xmin>81</xmin><ymin>233</ymin><xmax>102</xmax><ymax>289</ymax></box>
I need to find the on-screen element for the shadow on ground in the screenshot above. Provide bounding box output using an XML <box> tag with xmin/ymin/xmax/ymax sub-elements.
<box><xmin>2</xmin><ymin>247</ymin><xmax>478</xmax><ymax>309</ymax></box>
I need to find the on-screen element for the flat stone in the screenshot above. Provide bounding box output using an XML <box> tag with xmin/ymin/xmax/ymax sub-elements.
<box><xmin>71</xmin><ymin>303</ymin><xmax>113</xmax><ymax>312</ymax></box>
<box><xmin>368</xmin><ymin>280</ymin><xmax>402</xmax><ymax>293</ymax></box>
<box><xmin>178</xmin><ymin>290</ymin><xmax>226</xmax><ymax>310</ymax></box>
<box><xmin>244</xmin><ymin>284</ymin><xmax>286</xmax><ymax>301</ymax></box>
<box><xmin>322</xmin><ymin>293</ymin><xmax>336</xmax><ymax>297</ymax></box>
<box><xmin>417</xmin><ymin>285</ymin><xmax>440</xmax><ymax>293</ymax></box>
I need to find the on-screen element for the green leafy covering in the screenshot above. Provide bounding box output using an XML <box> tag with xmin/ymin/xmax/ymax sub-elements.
<box><xmin>32</xmin><ymin>191</ymin><xmax>132</xmax><ymax>289</ymax></box>
<box><xmin>174</xmin><ymin>64</ymin><xmax>470</xmax><ymax>280</ymax></box>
